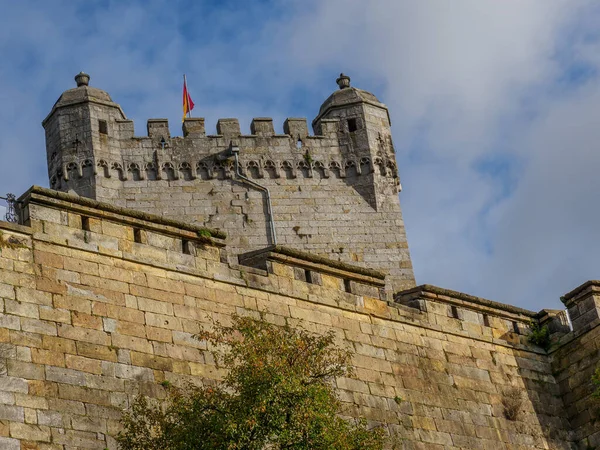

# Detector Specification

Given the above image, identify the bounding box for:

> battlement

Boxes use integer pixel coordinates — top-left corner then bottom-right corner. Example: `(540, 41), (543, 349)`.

(143, 116), (334, 139)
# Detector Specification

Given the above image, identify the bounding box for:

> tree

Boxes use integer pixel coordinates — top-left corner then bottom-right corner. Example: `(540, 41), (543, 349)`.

(117, 314), (386, 450)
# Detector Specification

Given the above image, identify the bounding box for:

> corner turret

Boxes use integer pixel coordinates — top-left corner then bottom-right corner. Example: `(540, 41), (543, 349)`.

(42, 72), (129, 199)
(313, 74), (400, 210)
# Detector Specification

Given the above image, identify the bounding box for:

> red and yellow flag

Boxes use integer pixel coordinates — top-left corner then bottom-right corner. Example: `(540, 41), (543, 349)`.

(182, 75), (195, 121)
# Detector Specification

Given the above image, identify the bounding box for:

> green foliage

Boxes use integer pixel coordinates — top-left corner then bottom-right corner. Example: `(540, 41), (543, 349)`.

(197, 229), (212, 245)
(303, 150), (313, 165)
(117, 314), (385, 450)
(527, 322), (550, 350)
(159, 380), (171, 388)
(198, 229), (212, 238)
(592, 367), (600, 399)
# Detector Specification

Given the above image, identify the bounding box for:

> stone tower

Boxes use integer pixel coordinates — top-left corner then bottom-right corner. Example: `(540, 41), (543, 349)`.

(42, 72), (416, 291)
(313, 73), (400, 211)
(42, 72), (128, 199)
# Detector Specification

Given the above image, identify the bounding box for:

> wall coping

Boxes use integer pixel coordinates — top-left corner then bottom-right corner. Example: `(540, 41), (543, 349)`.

(561, 280), (600, 306)
(239, 245), (386, 283)
(0, 220), (32, 235)
(18, 186), (226, 240)
(395, 284), (538, 320)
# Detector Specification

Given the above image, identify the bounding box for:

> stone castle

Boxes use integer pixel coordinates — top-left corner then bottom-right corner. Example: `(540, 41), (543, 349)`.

(0, 72), (597, 449)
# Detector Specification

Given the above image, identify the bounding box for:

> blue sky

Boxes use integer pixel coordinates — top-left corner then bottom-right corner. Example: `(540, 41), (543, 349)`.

(1, 0), (600, 311)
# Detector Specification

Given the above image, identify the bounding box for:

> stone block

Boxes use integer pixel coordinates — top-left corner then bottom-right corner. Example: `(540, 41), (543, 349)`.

(42, 336), (76, 354)
(9, 422), (50, 442)
(57, 323), (110, 346)
(216, 118), (240, 136)
(250, 118), (274, 136)
(111, 334), (153, 354)
(65, 355), (102, 374)
(20, 318), (57, 336)
(147, 119), (170, 138)
(72, 312), (103, 330)
(182, 117), (205, 137)
(284, 118), (309, 139)
(0, 436), (19, 450)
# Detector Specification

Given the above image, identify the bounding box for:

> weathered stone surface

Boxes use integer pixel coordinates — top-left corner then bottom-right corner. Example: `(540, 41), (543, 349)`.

(0, 75), (596, 449)
(1, 191), (598, 448)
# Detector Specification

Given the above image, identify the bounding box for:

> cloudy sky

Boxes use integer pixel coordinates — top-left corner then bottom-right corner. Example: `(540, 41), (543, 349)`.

(1, 0), (599, 311)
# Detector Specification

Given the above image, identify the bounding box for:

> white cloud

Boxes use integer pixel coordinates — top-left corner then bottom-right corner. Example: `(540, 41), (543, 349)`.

(265, 0), (599, 309)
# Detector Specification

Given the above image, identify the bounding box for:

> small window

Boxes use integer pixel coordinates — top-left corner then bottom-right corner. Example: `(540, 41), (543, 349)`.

(182, 239), (191, 255)
(343, 279), (352, 293)
(450, 305), (459, 319)
(483, 314), (490, 327)
(81, 216), (90, 232)
(347, 118), (357, 133)
(133, 228), (142, 243)
(99, 120), (108, 135)
(305, 269), (313, 284)
(296, 138), (302, 149)
(512, 321), (519, 334)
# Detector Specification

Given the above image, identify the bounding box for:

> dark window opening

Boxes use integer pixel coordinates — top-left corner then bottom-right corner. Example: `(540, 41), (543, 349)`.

(99, 120), (108, 135)
(305, 269), (313, 284)
(81, 216), (90, 232)
(133, 228), (142, 243)
(450, 305), (459, 319)
(347, 118), (357, 133)
(182, 239), (191, 255)
(512, 321), (519, 334)
(483, 314), (490, 327)
(343, 279), (352, 293)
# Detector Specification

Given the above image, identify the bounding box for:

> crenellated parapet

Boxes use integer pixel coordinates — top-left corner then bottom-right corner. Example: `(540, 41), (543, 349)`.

(48, 113), (401, 197)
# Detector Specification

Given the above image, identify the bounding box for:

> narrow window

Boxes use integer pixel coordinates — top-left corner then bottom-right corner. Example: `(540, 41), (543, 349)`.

(450, 305), (459, 319)
(512, 321), (519, 334)
(133, 228), (142, 243)
(98, 119), (108, 135)
(347, 118), (357, 132)
(182, 239), (191, 255)
(81, 216), (90, 231)
(483, 314), (490, 327)
(296, 138), (302, 149)
(343, 279), (352, 293)
(305, 269), (313, 284)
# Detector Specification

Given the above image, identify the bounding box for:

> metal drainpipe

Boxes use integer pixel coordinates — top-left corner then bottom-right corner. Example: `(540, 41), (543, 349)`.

(229, 144), (277, 246)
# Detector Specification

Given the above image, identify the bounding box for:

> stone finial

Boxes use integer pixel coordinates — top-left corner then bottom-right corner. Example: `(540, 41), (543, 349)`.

(75, 72), (90, 87)
(336, 73), (351, 89)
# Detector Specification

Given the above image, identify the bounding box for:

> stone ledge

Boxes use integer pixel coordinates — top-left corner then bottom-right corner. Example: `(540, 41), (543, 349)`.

(239, 245), (386, 284)
(561, 280), (600, 306)
(18, 186), (226, 241)
(0, 220), (32, 235)
(395, 284), (538, 319)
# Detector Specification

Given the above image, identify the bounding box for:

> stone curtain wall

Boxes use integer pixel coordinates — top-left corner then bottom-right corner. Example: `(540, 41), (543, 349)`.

(0, 187), (595, 449)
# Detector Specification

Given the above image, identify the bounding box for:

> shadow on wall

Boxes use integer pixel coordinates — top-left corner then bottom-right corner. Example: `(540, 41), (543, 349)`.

(504, 302), (600, 450)
(502, 325), (573, 449)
